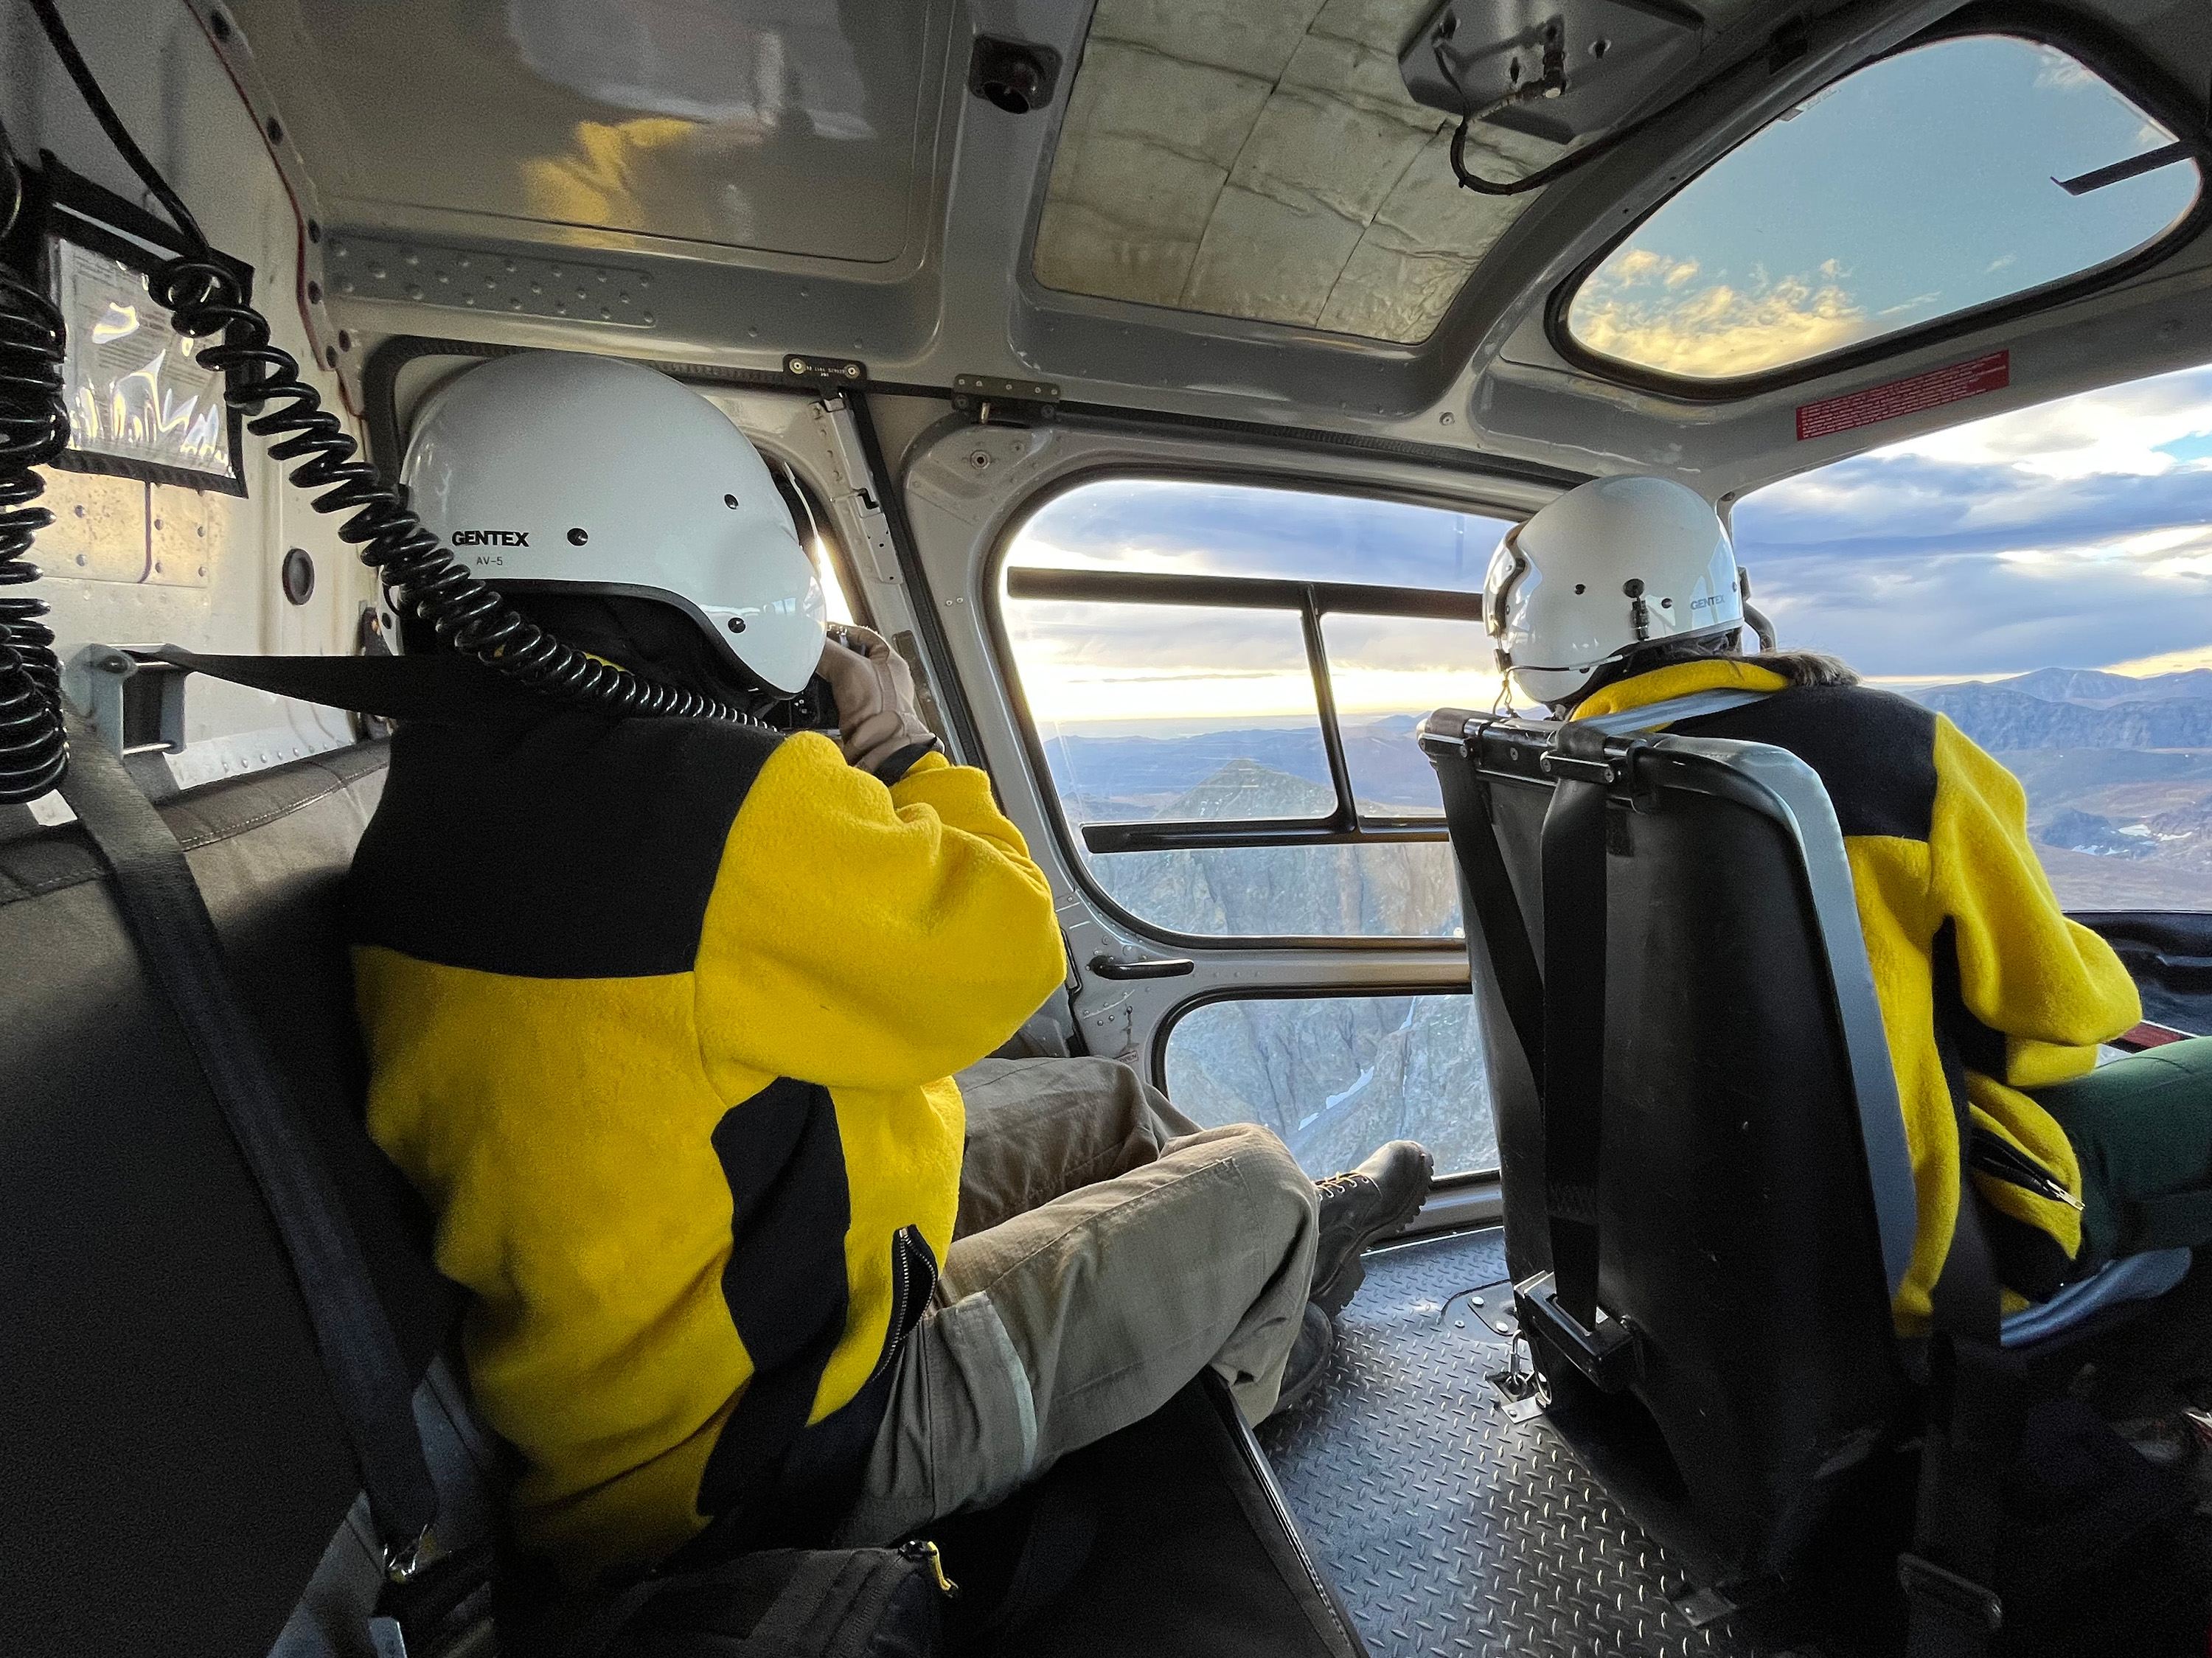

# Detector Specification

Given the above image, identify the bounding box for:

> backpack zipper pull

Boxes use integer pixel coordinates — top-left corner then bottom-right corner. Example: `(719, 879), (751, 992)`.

(901, 1538), (959, 1597)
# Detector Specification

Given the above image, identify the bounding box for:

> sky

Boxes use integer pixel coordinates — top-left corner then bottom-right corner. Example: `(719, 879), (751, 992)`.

(1565, 35), (2199, 378)
(1004, 359), (2212, 722)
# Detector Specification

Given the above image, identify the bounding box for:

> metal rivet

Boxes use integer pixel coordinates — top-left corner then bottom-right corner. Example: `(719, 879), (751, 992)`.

(265, 116), (284, 144)
(566, 527), (588, 546)
(726, 616), (747, 634)
(307, 280), (322, 303)
(723, 494), (740, 509)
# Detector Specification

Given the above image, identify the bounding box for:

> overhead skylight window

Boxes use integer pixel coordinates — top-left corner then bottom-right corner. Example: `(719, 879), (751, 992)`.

(1562, 35), (2202, 382)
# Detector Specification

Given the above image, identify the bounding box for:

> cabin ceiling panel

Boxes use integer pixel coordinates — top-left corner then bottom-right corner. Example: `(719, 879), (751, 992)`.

(1031, 0), (1561, 344)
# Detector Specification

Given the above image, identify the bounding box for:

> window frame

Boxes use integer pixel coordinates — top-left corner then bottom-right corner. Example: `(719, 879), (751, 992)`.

(1153, 980), (1500, 1182)
(1543, 10), (2212, 403)
(987, 467), (1514, 952)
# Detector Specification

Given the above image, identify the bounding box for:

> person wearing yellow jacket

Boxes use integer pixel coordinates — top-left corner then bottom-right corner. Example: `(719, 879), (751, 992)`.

(352, 352), (1433, 1587)
(1484, 476), (2212, 1334)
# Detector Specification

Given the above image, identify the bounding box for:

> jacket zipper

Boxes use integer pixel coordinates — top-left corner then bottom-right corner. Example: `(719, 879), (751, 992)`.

(873, 1225), (940, 1383)
(1966, 1126), (2084, 1211)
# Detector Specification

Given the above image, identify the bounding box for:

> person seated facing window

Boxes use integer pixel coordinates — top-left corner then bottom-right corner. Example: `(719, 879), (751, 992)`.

(1481, 475), (2212, 1332)
(347, 349), (1432, 1588)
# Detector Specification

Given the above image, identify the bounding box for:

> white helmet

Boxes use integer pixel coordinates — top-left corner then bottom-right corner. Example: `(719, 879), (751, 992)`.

(400, 351), (827, 694)
(1485, 476), (1742, 706)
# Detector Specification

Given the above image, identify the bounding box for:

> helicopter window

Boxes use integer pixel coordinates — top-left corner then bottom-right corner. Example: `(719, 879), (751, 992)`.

(998, 477), (1508, 941)
(1164, 993), (1498, 1180)
(1562, 34), (2203, 383)
(1733, 358), (2212, 912)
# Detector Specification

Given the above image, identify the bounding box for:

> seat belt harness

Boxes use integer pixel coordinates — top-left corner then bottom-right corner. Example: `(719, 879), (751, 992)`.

(1537, 720), (1614, 1333)
(55, 712), (439, 1576)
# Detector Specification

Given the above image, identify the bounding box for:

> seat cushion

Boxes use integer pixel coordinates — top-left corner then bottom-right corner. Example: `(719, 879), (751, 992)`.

(2000, 1248), (2194, 1348)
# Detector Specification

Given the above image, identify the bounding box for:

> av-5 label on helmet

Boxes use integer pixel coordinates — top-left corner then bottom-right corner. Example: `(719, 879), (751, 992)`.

(451, 529), (532, 546)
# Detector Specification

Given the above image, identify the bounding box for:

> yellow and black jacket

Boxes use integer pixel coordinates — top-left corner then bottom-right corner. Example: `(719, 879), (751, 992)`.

(1573, 660), (2142, 1333)
(347, 709), (1065, 1583)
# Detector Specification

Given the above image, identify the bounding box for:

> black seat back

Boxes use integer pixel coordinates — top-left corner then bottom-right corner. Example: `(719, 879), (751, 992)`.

(0, 742), (458, 1658)
(1423, 707), (1917, 1586)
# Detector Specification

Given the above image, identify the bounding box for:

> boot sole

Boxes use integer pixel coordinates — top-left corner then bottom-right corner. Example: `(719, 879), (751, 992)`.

(1310, 1160), (1433, 1319)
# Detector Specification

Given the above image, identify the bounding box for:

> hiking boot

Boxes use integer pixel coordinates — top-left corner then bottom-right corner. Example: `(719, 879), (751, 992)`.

(1310, 1140), (1433, 1318)
(1269, 1302), (1335, 1418)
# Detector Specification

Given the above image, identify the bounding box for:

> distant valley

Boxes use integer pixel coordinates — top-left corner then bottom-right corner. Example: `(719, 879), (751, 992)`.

(1915, 671), (2212, 910)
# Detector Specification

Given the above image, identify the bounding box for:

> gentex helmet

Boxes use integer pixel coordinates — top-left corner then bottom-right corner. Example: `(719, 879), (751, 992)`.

(1484, 476), (1742, 707)
(400, 351), (826, 694)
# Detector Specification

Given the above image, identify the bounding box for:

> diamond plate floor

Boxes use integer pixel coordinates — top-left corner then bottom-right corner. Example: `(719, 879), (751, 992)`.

(1259, 1227), (1793, 1658)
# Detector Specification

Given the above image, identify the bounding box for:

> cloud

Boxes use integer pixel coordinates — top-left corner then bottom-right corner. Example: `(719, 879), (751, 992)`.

(2031, 51), (2101, 93)
(1012, 478), (1509, 591)
(1889, 364), (2212, 479)
(1567, 249), (1871, 377)
(1736, 363), (2212, 678)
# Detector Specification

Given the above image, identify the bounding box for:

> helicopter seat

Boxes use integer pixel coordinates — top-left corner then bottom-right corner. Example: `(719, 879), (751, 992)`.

(1419, 691), (2197, 1609)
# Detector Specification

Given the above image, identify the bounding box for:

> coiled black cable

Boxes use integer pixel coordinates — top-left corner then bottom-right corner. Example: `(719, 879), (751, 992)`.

(26, 0), (763, 731)
(0, 120), (71, 804)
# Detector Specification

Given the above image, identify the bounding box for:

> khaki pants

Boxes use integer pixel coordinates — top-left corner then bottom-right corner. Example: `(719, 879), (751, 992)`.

(833, 1057), (1318, 1546)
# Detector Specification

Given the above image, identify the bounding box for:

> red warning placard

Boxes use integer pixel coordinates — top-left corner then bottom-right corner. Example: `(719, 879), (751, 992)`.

(1795, 350), (2010, 441)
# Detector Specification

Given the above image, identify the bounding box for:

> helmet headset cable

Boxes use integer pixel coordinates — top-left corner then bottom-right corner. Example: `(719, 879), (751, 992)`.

(0, 0), (771, 809)
(0, 108), (70, 803)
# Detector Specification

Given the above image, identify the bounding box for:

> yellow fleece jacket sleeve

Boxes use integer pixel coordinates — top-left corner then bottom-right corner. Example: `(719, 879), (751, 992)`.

(1929, 718), (2139, 1254)
(692, 734), (1066, 1091)
(1927, 717), (2140, 1073)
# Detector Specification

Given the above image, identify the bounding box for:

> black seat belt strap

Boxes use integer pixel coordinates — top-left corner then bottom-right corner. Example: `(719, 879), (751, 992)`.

(1537, 722), (1613, 1333)
(1899, 1030), (2014, 1658)
(55, 713), (439, 1574)
(1433, 756), (1544, 1086)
